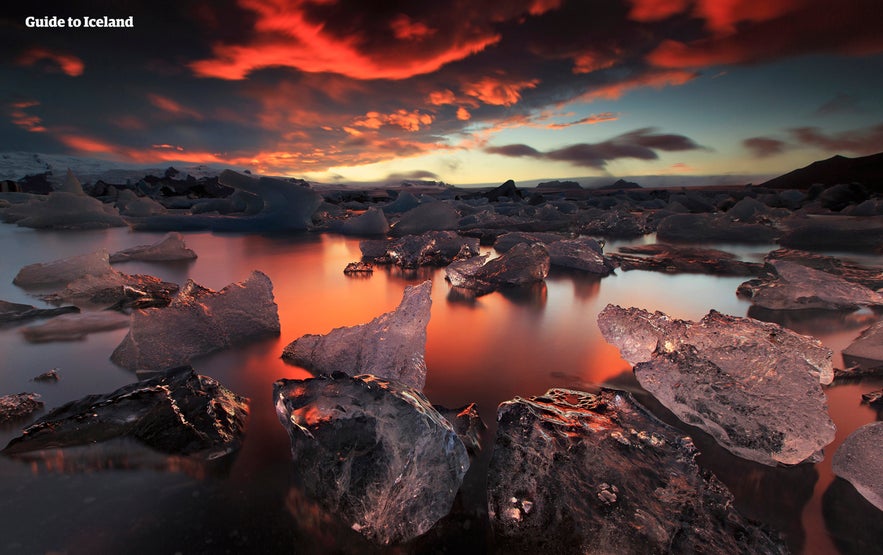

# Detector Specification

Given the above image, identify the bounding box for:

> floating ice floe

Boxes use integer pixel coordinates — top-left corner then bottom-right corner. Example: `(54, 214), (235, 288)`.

(445, 243), (550, 295)
(21, 311), (131, 342)
(109, 232), (197, 263)
(14, 249), (114, 288)
(738, 259), (883, 311)
(487, 388), (787, 554)
(0, 300), (79, 325)
(842, 319), (883, 371)
(546, 237), (615, 275)
(111, 270), (280, 371)
(283, 281), (431, 390)
(832, 422), (883, 510)
(330, 207), (389, 236)
(598, 305), (835, 466)
(388, 201), (460, 237)
(273, 373), (468, 545)
(0, 393), (43, 424)
(0, 191), (126, 229)
(360, 231), (479, 269)
(3, 366), (248, 460)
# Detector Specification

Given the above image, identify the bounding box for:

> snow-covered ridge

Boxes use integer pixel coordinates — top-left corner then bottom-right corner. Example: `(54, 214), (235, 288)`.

(0, 152), (225, 183)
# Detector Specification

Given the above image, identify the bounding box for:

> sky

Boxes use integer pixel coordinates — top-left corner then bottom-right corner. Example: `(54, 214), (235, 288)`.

(2, 0), (883, 185)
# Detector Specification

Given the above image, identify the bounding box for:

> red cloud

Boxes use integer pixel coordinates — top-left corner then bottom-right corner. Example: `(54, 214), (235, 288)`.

(17, 47), (84, 77)
(146, 94), (204, 120)
(190, 0), (507, 80)
(791, 124), (883, 156)
(352, 110), (434, 132)
(627, 0), (690, 22)
(462, 76), (539, 106)
(577, 70), (696, 101)
(9, 100), (46, 133)
(427, 89), (457, 106)
(647, 0), (883, 68)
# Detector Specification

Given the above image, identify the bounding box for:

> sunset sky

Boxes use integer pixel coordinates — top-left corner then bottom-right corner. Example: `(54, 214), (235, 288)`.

(2, 0), (883, 185)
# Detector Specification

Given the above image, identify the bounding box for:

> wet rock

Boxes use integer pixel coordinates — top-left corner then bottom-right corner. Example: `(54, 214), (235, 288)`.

(14, 249), (113, 288)
(3, 366), (248, 459)
(656, 213), (779, 243)
(611, 244), (764, 276)
(832, 422), (883, 510)
(737, 259), (883, 311)
(109, 232), (198, 263)
(546, 237), (615, 275)
(273, 373), (469, 545)
(129, 170), (322, 231)
(487, 388), (787, 554)
(444, 243), (550, 295)
(21, 311), (131, 342)
(842, 320), (883, 370)
(0, 393), (43, 424)
(111, 271), (280, 371)
(483, 179), (523, 202)
(0, 300), (79, 325)
(389, 202), (460, 237)
(282, 281), (431, 390)
(32, 369), (60, 382)
(861, 389), (883, 406)
(598, 305), (835, 465)
(360, 231), (479, 269)
(343, 261), (373, 275)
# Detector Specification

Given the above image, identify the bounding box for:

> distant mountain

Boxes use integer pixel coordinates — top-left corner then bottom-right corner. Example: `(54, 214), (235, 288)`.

(597, 178), (641, 190)
(0, 152), (224, 183)
(760, 152), (883, 190)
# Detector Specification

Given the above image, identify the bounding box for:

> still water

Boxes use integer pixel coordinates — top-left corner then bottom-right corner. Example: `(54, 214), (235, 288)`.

(0, 223), (879, 554)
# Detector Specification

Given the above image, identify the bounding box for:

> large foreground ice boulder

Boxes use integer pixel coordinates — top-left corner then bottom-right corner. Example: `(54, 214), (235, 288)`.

(3, 366), (248, 460)
(282, 281), (431, 390)
(111, 271), (280, 371)
(842, 320), (883, 369)
(598, 305), (836, 465)
(273, 373), (469, 545)
(487, 388), (787, 553)
(109, 232), (197, 263)
(832, 422), (883, 511)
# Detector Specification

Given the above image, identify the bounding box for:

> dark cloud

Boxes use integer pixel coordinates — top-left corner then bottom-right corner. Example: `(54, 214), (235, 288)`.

(385, 170), (441, 181)
(485, 128), (705, 168)
(791, 123), (883, 155)
(743, 137), (787, 158)
(0, 0), (881, 176)
(815, 92), (863, 116)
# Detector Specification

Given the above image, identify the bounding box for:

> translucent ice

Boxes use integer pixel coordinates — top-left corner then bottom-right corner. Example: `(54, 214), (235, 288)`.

(2, 191), (126, 229)
(389, 201), (459, 237)
(283, 281), (431, 390)
(444, 243), (550, 295)
(832, 422), (883, 510)
(273, 373), (468, 544)
(14, 249), (114, 288)
(598, 305), (836, 465)
(111, 271), (280, 371)
(332, 207), (389, 236)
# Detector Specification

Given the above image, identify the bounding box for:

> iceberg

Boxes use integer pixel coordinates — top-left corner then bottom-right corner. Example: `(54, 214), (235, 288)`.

(14, 249), (114, 288)
(111, 271), (280, 371)
(598, 305), (836, 465)
(1, 191), (126, 229)
(273, 373), (469, 545)
(283, 281), (431, 390)
(109, 232), (197, 263)
(832, 422), (883, 510)
(331, 207), (389, 236)
(488, 388), (787, 554)
(3, 366), (248, 460)
(388, 201), (460, 237)
(444, 243), (550, 295)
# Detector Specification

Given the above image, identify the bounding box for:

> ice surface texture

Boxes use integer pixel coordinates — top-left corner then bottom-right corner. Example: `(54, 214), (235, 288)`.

(388, 201), (460, 237)
(598, 305), (835, 465)
(738, 259), (883, 311)
(360, 231), (479, 269)
(0, 393), (43, 424)
(14, 250), (114, 288)
(283, 281), (431, 390)
(0, 300), (78, 325)
(842, 319), (883, 369)
(445, 242), (550, 294)
(0, 191), (126, 229)
(3, 366), (248, 460)
(273, 373), (469, 545)
(487, 388), (787, 554)
(109, 232), (197, 263)
(832, 422), (883, 510)
(112, 270), (280, 371)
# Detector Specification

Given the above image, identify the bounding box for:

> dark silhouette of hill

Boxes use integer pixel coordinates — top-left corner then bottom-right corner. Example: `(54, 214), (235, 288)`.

(761, 152), (883, 190)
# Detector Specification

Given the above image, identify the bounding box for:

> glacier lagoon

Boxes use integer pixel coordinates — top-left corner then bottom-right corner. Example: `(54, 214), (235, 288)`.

(0, 222), (880, 554)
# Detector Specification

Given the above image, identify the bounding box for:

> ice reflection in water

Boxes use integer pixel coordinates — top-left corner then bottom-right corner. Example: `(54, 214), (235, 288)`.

(0, 223), (880, 553)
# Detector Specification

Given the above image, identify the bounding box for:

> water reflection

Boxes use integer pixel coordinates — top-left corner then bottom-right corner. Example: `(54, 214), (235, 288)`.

(823, 478), (883, 555)
(747, 306), (879, 338)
